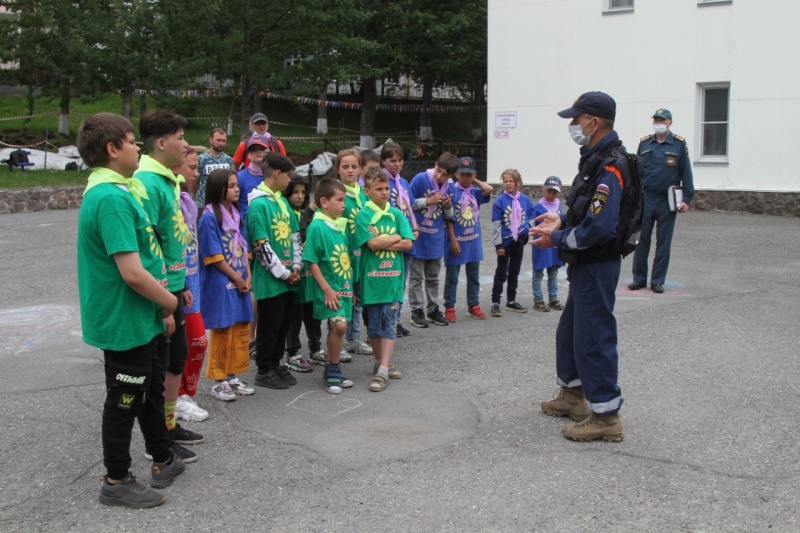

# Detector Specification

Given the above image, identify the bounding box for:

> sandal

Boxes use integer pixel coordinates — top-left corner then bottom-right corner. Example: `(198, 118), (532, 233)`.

(323, 363), (343, 394)
(549, 299), (564, 311)
(388, 366), (402, 380)
(369, 374), (388, 392)
(533, 300), (550, 312)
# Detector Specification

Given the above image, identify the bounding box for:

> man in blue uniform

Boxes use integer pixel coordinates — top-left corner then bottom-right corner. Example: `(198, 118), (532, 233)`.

(531, 91), (624, 443)
(628, 109), (694, 294)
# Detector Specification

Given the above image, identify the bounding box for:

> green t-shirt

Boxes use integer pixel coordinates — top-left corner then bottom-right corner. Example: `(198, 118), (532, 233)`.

(344, 187), (368, 284)
(78, 183), (167, 351)
(303, 218), (353, 321)
(354, 205), (415, 306)
(246, 193), (299, 299)
(134, 166), (191, 292)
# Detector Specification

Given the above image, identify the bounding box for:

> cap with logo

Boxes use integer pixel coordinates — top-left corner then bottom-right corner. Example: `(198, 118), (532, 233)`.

(246, 132), (271, 151)
(557, 91), (616, 120)
(544, 176), (562, 191)
(458, 156), (477, 174)
(652, 108), (672, 120)
(250, 113), (268, 124)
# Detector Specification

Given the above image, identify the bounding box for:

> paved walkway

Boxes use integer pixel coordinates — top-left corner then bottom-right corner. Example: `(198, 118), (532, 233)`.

(0, 208), (798, 532)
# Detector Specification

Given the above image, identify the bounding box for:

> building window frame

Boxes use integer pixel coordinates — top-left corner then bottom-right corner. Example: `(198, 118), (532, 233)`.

(696, 83), (730, 165)
(698, 0), (732, 6)
(603, 0), (634, 15)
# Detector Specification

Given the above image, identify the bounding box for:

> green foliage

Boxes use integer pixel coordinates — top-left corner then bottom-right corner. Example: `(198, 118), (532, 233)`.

(0, 168), (90, 189)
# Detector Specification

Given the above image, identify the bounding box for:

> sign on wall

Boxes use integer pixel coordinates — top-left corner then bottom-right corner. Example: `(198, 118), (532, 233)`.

(494, 111), (517, 129)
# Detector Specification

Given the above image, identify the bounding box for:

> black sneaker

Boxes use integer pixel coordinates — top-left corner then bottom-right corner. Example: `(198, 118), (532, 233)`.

(144, 442), (197, 464)
(490, 303), (502, 317)
(169, 423), (205, 445)
(99, 472), (165, 508)
(255, 369), (290, 389)
(274, 364), (298, 386)
(426, 308), (449, 326)
(395, 323), (411, 337)
(150, 452), (185, 489)
(505, 301), (527, 313)
(410, 309), (429, 328)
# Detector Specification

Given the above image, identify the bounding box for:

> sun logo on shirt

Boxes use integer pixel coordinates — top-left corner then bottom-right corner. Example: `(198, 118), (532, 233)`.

(146, 225), (163, 259)
(347, 209), (358, 235)
(271, 213), (292, 248)
(172, 209), (191, 246)
(331, 244), (352, 280)
(374, 224), (398, 259)
(222, 233), (246, 269)
(456, 204), (477, 227)
(390, 188), (411, 215)
(422, 191), (442, 220)
(503, 205), (527, 231)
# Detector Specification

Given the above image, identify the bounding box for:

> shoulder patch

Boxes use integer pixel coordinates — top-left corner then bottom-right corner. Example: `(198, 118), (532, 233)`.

(640, 134), (654, 142)
(673, 134), (686, 142)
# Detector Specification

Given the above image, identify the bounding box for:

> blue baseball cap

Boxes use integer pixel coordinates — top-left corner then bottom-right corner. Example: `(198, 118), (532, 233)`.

(652, 108), (672, 120)
(544, 176), (562, 191)
(557, 91), (616, 120)
(458, 156), (477, 174)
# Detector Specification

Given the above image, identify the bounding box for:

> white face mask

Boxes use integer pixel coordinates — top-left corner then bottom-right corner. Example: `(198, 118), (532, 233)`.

(653, 123), (668, 135)
(569, 118), (595, 146)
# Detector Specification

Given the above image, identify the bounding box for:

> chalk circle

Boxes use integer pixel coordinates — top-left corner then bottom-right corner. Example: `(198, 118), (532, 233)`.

(286, 390), (362, 417)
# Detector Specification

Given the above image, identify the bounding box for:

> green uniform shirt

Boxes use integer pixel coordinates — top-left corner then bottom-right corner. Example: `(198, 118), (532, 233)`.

(355, 205), (415, 306)
(246, 193), (299, 300)
(344, 187), (368, 283)
(78, 183), (167, 351)
(135, 163), (191, 292)
(303, 218), (353, 321)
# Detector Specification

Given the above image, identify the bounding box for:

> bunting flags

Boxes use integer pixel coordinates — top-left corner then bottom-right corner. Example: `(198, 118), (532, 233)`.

(129, 88), (484, 113)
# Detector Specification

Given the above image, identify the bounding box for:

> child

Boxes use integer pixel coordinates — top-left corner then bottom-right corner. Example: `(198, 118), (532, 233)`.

(134, 110), (204, 460)
(237, 133), (272, 222)
(173, 146), (210, 422)
(303, 178), (357, 394)
(246, 152), (303, 389)
(443, 157), (494, 322)
(284, 176), (318, 372)
(77, 112), (183, 508)
(358, 149), (381, 187)
(198, 169), (255, 401)
(380, 142), (416, 337)
(531, 176), (565, 312)
(335, 149), (373, 357)
(491, 168), (536, 317)
(408, 151), (459, 328)
(355, 167), (415, 392)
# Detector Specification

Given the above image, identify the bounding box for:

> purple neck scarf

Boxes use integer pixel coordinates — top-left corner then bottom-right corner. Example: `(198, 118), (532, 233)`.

(204, 203), (247, 262)
(384, 168), (416, 229)
(179, 191), (197, 229)
(455, 182), (479, 222)
(247, 161), (263, 177)
(505, 190), (522, 240)
(425, 168), (450, 219)
(538, 197), (560, 214)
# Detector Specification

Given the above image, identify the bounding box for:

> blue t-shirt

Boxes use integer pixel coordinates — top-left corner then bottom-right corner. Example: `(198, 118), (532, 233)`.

(409, 170), (451, 260)
(492, 191), (536, 248)
(184, 217), (201, 314)
(388, 174), (416, 230)
(444, 184), (490, 266)
(531, 200), (565, 271)
(237, 168), (263, 222)
(198, 211), (254, 329)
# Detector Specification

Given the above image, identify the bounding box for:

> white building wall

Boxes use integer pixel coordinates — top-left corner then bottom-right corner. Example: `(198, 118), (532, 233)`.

(488, 0), (799, 192)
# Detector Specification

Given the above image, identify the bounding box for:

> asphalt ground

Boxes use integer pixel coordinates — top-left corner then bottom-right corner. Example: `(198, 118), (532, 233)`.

(1, 207), (799, 532)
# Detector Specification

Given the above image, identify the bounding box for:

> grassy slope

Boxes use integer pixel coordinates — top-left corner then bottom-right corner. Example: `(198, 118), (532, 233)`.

(0, 93), (485, 157)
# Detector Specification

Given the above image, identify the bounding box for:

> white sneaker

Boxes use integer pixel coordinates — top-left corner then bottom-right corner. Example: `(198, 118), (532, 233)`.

(339, 349), (352, 363)
(309, 349), (327, 366)
(211, 381), (237, 402)
(227, 377), (255, 396)
(175, 394), (209, 422)
(346, 339), (374, 355)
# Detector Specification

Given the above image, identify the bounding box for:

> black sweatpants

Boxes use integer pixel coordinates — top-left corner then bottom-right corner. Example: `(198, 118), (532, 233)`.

(256, 291), (294, 374)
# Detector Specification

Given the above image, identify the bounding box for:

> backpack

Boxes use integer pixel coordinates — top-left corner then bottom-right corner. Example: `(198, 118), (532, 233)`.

(563, 141), (643, 261)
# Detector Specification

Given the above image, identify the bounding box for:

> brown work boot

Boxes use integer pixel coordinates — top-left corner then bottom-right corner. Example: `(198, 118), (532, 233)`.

(540, 386), (590, 422)
(562, 412), (623, 442)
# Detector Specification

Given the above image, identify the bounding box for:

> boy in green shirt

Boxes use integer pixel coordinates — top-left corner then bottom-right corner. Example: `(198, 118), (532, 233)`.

(77, 112), (184, 508)
(303, 178), (356, 394)
(355, 167), (415, 392)
(134, 110), (204, 462)
(246, 152), (303, 389)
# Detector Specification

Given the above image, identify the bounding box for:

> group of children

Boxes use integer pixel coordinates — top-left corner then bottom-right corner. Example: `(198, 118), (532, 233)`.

(77, 110), (566, 509)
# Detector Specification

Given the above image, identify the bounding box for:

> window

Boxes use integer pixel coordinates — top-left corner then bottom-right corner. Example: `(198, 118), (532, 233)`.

(699, 84), (730, 162)
(604, 0), (633, 14)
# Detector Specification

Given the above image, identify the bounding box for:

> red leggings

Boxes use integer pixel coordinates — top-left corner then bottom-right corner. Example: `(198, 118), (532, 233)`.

(179, 312), (208, 397)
